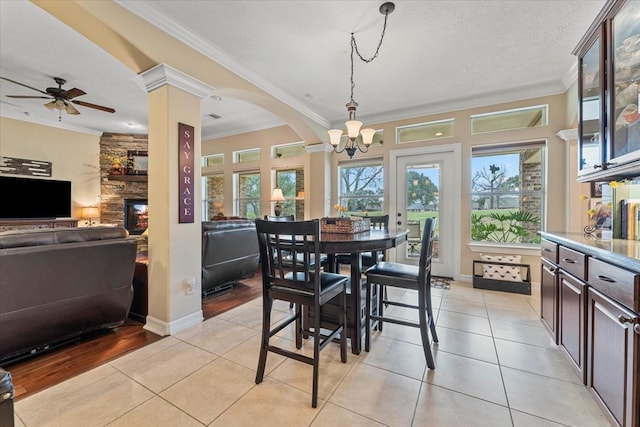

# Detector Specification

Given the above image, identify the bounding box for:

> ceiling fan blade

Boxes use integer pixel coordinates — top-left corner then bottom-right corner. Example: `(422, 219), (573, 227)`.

(65, 102), (80, 115)
(61, 88), (86, 100)
(0, 77), (49, 95)
(72, 100), (115, 113)
(7, 95), (52, 99)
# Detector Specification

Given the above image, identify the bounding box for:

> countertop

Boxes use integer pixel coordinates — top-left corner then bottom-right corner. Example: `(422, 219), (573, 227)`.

(540, 231), (640, 274)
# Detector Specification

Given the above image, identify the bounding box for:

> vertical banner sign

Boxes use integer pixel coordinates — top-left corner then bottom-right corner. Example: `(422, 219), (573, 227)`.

(178, 122), (195, 223)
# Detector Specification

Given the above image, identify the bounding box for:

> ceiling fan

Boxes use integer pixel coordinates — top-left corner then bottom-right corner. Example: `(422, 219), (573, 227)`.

(1, 76), (115, 120)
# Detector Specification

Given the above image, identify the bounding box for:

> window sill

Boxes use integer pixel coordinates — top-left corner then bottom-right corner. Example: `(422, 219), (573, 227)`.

(468, 242), (540, 257)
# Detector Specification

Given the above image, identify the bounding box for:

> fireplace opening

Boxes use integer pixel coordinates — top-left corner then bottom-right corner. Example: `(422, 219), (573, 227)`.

(124, 199), (148, 235)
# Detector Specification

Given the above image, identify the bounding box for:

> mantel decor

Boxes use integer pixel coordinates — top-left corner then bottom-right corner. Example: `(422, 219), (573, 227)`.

(127, 150), (148, 175)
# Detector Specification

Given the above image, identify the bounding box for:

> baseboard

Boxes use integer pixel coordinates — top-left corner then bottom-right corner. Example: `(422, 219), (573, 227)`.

(143, 310), (204, 336)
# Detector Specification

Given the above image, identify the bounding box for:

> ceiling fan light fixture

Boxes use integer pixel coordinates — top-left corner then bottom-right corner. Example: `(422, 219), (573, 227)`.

(65, 103), (80, 115)
(44, 101), (55, 111)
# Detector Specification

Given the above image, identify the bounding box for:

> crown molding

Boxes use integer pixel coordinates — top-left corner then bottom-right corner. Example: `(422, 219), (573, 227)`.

(135, 64), (214, 98)
(556, 128), (578, 142)
(117, 0), (330, 129)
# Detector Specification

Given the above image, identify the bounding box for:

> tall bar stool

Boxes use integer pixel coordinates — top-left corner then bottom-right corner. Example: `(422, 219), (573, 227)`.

(364, 217), (438, 368)
(254, 219), (348, 407)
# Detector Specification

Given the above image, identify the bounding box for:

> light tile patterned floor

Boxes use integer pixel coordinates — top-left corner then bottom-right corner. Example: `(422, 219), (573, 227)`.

(14, 281), (611, 426)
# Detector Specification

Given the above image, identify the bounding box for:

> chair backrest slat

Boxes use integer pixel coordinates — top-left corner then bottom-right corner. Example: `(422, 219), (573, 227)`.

(418, 218), (436, 286)
(256, 218), (321, 292)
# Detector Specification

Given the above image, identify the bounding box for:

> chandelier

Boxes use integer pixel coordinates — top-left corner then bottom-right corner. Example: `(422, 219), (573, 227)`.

(328, 2), (395, 158)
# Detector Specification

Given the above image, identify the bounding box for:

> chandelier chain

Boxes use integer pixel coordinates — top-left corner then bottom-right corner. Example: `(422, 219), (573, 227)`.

(349, 10), (391, 103)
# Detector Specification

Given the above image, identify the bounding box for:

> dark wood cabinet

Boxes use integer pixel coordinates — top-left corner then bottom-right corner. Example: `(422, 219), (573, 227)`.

(559, 270), (587, 383)
(587, 287), (640, 427)
(541, 258), (559, 343)
(575, 0), (640, 182)
(541, 239), (559, 343)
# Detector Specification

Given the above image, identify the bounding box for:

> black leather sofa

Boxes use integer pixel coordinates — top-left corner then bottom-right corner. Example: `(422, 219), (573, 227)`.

(0, 227), (137, 364)
(201, 219), (259, 295)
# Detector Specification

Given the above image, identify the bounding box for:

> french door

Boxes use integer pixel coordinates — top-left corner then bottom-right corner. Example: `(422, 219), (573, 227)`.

(390, 144), (461, 279)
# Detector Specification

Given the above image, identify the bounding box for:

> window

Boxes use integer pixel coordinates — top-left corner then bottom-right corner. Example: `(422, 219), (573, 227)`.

(234, 148), (260, 163)
(273, 142), (305, 159)
(275, 168), (304, 219)
(338, 160), (384, 216)
(202, 174), (224, 220)
(470, 105), (547, 135)
(397, 119), (454, 144)
(235, 171), (260, 218)
(202, 154), (223, 167)
(471, 143), (544, 244)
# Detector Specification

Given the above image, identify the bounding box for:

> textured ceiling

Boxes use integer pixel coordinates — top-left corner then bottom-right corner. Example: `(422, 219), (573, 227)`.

(0, 0), (607, 139)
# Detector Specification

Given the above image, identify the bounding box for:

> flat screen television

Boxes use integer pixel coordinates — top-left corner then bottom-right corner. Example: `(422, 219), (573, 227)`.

(0, 176), (72, 219)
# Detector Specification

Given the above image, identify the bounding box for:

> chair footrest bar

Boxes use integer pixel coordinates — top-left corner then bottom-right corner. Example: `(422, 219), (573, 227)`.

(370, 315), (421, 329)
(380, 300), (419, 310)
(267, 345), (314, 365)
(269, 313), (298, 338)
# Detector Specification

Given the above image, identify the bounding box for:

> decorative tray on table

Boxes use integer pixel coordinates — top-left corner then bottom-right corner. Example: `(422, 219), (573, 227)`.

(321, 217), (370, 234)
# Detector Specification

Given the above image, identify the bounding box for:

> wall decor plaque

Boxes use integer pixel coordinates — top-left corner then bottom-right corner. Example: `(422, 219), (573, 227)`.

(178, 122), (195, 223)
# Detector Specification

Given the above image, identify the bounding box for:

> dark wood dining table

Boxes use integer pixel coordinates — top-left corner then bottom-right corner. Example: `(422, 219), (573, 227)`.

(319, 228), (408, 354)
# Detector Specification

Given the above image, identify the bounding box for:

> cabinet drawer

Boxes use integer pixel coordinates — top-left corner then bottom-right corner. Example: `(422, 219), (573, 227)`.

(559, 246), (587, 281)
(541, 239), (558, 264)
(588, 258), (640, 312)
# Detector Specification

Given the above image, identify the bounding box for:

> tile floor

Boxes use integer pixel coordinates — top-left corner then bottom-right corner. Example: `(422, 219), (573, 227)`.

(13, 281), (611, 426)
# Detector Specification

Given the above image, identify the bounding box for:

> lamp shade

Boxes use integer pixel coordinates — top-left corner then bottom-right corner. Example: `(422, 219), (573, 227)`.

(328, 129), (343, 146)
(270, 188), (286, 202)
(360, 128), (376, 146)
(81, 206), (99, 219)
(346, 120), (362, 139)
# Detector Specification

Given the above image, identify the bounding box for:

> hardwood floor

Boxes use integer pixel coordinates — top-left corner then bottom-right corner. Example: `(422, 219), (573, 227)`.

(3, 273), (262, 401)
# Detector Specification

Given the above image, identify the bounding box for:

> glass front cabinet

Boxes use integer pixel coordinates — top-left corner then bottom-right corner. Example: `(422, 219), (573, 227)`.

(575, 0), (640, 181)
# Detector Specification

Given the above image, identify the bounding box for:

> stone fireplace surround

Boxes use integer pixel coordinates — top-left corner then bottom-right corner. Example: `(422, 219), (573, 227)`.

(99, 133), (148, 229)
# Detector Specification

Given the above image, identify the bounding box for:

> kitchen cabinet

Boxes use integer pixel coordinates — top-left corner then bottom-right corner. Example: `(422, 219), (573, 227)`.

(539, 232), (640, 427)
(540, 239), (559, 342)
(575, 0), (640, 182)
(559, 270), (587, 383)
(587, 288), (639, 427)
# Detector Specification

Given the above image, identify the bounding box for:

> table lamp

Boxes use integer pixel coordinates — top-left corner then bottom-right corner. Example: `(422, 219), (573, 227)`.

(81, 206), (99, 227)
(270, 188), (286, 216)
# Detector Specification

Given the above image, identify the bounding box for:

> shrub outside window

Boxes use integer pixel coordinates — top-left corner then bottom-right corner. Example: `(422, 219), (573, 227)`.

(471, 143), (544, 244)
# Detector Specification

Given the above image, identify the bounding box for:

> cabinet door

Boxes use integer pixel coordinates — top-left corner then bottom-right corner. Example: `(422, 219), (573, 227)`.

(559, 271), (586, 383)
(578, 30), (605, 176)
(541, 258), (558, 343)
(587, 288), (639, 427)
(607, 0), (640, 167)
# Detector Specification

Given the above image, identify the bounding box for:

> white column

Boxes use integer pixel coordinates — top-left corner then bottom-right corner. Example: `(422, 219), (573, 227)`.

(137, 64), (213, 335)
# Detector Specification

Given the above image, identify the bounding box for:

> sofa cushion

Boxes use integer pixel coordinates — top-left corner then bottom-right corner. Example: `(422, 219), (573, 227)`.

(0, 226), (128, 249)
